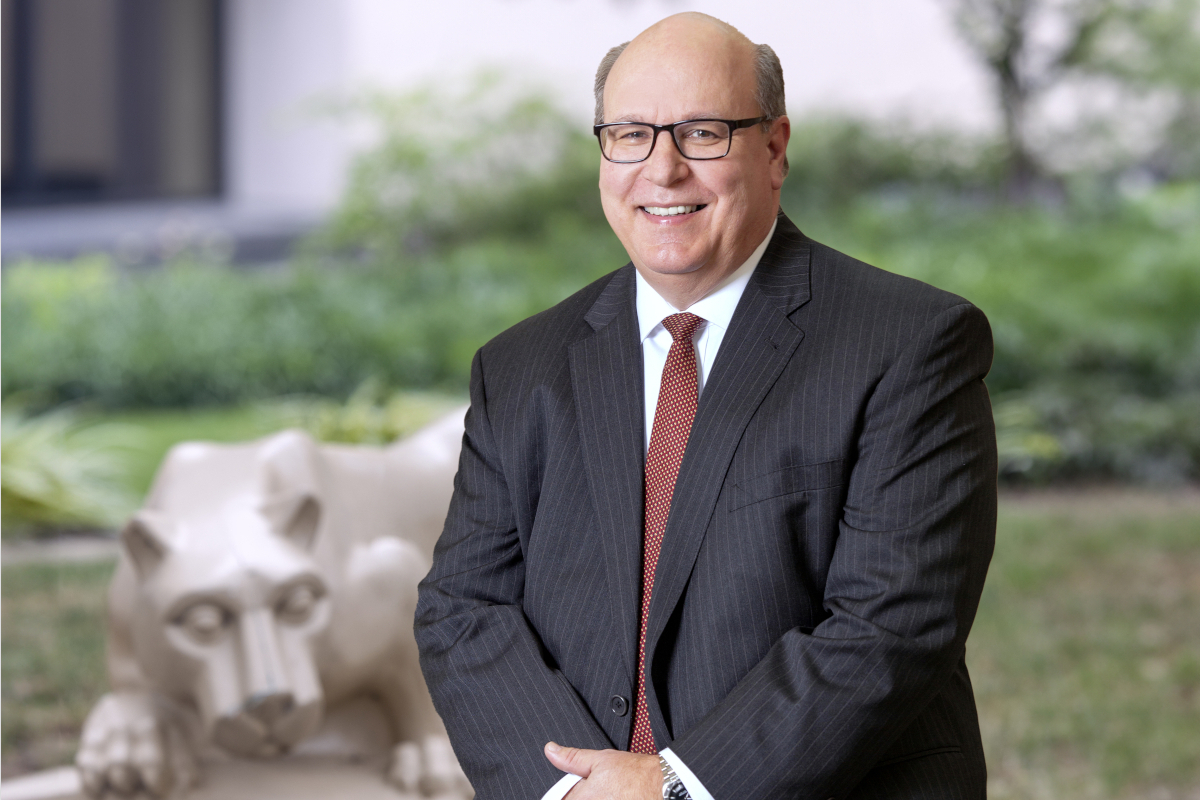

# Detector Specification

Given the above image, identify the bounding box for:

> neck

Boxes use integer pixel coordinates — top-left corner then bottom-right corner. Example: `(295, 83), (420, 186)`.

(634, 214), (776, 310)
(636, 263), (738, 311)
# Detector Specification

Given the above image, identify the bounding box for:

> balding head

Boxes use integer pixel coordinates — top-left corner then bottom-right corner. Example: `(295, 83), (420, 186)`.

(608, 14), (756, 116)
(633, 12), (756, 60)
(594, 14), (786, 143)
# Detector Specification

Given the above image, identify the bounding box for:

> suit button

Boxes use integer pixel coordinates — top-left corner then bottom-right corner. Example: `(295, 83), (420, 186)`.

(610, 695), (629, 716)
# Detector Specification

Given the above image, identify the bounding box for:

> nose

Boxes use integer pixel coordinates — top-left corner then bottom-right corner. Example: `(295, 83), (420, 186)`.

(641, 129), (689, 187)
(244, 690), (295, 724)
(239, 608), (290, 703)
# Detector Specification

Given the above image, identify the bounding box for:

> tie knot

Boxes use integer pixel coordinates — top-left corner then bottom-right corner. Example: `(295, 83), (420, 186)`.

(662, 312), (705, 343)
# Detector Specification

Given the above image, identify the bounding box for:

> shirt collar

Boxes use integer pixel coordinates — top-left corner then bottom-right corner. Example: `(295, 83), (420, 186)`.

(635, 218), (777, 341)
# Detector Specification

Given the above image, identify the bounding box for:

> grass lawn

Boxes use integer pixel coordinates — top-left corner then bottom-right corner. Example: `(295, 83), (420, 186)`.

(98, 404), (300, 499)
(1, 560), (113, 778)
(972, 491), (1200, 799)
(3, 490), (1198, 798)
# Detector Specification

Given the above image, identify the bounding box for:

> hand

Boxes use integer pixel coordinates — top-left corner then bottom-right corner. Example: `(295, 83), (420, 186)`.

(544, 742), (661, 799)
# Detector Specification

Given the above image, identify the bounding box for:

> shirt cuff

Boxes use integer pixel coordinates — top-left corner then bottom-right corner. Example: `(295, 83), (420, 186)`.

(540, 772), (582, 800)
(661, 747), (715, 800)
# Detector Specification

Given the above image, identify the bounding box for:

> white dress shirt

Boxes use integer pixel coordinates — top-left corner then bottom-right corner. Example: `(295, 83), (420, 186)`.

(636, 219), (776, 454)
(540, 219), (776, 800)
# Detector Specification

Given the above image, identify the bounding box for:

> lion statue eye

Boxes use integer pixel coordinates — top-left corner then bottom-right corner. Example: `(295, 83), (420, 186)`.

(178, 603), (227, 643)
(278, 584), (319, 624)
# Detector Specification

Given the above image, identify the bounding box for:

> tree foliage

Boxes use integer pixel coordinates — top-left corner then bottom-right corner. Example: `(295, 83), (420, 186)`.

(945, 0), (1200, 196)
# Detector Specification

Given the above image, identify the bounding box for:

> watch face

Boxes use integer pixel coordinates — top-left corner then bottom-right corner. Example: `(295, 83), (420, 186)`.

(664, 779), (690, 800)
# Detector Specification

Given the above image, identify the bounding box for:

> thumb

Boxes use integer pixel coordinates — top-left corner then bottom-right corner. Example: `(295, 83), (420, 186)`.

(544, 742), (595, 778)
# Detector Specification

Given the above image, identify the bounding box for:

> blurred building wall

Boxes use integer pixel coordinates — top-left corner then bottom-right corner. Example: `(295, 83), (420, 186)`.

(223, 0), (346, 215)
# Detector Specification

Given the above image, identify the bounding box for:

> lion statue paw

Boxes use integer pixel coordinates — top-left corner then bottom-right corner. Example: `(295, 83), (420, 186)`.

(388, 735), (473, 798)
(76, 692), (200, 799)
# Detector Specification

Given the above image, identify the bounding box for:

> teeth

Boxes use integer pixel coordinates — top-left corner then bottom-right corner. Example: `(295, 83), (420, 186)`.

(644, 205), (699, 216)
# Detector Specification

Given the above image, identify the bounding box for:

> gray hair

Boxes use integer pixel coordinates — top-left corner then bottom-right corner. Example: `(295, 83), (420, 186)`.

(593, 41), (788, 175)
(593, 42), (632, 125)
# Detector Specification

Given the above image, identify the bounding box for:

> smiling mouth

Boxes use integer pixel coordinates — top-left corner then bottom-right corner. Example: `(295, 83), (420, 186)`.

(641, 204), (706, 217)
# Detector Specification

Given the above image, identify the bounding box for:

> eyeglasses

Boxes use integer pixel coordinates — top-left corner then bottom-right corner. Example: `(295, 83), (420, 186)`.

(593, 117), (766, 163)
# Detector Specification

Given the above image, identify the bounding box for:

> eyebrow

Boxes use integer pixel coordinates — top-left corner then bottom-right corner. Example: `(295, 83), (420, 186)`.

(607, 112), (730, 124)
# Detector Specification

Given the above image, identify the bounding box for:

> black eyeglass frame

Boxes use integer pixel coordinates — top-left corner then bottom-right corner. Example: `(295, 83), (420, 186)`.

(593, 117), (767, 163)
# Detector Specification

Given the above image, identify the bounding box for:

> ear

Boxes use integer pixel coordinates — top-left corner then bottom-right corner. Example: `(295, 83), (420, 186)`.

(259, 430), (323, 552)
(261, 492), (322, 552)
(121, 510), (174, 578)
(768, 115), (791, 190)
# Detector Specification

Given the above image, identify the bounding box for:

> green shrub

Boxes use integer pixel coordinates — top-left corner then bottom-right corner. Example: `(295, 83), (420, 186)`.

(781, 115), (1003, 209)
(0, 233), (625, 407)
(270, 380), (463, 445)
(2, 88), (1197, 483)
(798, 182), (1200, 482)
(1, 406), (138, 535)
(312, 72), (610, 256)
(2, 80), (627, 407)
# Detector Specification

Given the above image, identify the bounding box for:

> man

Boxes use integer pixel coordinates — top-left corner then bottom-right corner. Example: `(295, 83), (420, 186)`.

(416, 12), (996, 800)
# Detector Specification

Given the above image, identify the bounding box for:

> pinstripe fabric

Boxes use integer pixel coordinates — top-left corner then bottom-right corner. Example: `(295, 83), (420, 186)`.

(415, 214), (997, 799)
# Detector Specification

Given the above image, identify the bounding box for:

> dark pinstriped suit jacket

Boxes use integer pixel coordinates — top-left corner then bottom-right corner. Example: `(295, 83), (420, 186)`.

(415, 213), (997, 799)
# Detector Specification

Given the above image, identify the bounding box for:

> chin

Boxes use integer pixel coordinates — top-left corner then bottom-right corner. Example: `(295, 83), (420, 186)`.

(638, 248), (707, 277)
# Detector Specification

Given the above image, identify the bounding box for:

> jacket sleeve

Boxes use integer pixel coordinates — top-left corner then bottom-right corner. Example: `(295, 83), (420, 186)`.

(414, 348), (614, 799)
(670, 302), (998, 800)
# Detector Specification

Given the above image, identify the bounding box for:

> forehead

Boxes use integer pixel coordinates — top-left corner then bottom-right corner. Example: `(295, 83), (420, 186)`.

(604, 32), (757, 121)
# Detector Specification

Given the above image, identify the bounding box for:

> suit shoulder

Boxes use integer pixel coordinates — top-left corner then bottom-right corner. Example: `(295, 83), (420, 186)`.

(799, 239), (992, 369)
(477, 265), (627, 368)
(808, 239), (980, 322)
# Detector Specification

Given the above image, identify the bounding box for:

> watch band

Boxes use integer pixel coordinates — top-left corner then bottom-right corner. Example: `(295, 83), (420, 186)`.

(658, 754), (692, 800)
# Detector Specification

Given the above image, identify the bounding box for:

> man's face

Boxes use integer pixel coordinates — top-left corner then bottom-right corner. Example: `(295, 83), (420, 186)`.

(599, 28), (788, 294)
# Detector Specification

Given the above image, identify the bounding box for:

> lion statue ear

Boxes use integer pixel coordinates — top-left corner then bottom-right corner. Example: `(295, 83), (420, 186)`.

(261, 492), (322, 552)
(259, 430), (323, 552)
(121, 510), (175, 578)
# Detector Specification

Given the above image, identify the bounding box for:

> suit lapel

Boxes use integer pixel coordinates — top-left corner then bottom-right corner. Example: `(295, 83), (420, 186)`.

(643, 217), (814, 690)
(568, 265), (644, 686)
(566, 217), (814, 723)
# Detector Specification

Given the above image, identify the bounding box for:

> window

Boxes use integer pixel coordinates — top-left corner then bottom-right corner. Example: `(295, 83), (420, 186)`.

(2, 0), (222, 206)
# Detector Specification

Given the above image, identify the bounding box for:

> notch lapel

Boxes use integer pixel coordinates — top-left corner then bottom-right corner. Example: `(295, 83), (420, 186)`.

(568, 265), (644, 686)
(642, 218), (814, 731)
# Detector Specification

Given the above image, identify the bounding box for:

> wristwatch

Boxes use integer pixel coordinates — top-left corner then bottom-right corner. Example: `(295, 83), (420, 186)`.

(658, 754), (692, 800)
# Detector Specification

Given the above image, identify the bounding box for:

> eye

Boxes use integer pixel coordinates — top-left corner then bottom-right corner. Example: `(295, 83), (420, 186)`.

(277, 583), (321, 624)
(177, 602), (228, 644)
(609, 126), (648, 142)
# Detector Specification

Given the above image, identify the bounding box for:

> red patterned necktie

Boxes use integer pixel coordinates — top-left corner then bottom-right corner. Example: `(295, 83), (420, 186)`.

(630, 311), (705, 755)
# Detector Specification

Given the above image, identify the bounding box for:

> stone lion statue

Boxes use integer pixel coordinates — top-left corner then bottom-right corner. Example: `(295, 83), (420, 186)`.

(75, 409), (471, 799)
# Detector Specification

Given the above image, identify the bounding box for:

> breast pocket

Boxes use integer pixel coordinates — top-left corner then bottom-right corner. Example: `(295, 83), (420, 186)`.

(728, 459), (849, 511)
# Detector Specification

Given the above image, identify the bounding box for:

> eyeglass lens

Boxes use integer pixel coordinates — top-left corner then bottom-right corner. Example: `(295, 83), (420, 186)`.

(599, 121), (733, 162)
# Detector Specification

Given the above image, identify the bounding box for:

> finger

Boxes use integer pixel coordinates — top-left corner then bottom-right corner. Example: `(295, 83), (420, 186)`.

(77, 759), (106, 798)
(78, 699), (115, 796)
(164, 719), (199, 792)
(388, 741), (421, 792)
(417, 735), (469, 796)
(75, 739), (104, 772)
(544, 742), (596, 778)
(106, 764), (138, 795)
(130, 716), (167, 797)
(76, 728), (109, 797)
(79, 717), (109, 749)
(104, 726), (138, 795)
